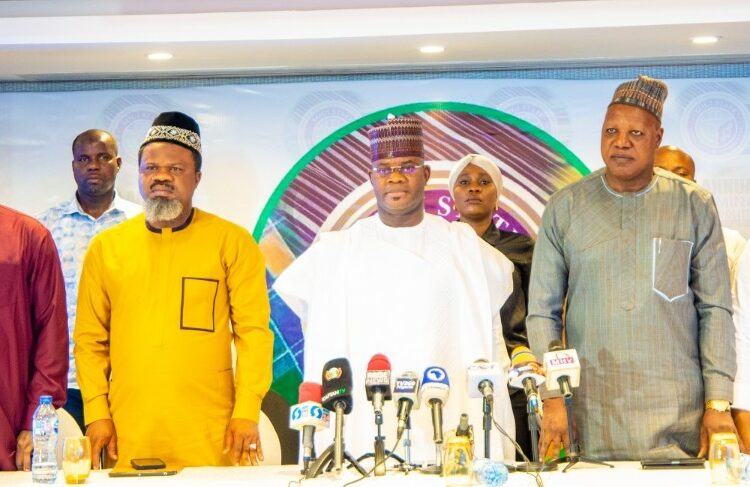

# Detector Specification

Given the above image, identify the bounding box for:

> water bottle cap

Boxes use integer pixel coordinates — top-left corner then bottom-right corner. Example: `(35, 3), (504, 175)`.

(39, 395), (53, 405)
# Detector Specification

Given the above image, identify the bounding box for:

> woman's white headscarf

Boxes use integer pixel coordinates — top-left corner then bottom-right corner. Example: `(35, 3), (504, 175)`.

(447, 154), (503, 201)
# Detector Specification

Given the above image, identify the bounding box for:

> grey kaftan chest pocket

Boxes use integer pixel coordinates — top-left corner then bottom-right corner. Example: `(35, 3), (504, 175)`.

(180, 277), (219, 332)
(652, 237), (693, 302)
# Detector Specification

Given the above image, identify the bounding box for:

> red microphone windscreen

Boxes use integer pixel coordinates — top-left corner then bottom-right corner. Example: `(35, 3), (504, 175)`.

(367, 353), (391, 371)
(299, 381), (322, 403)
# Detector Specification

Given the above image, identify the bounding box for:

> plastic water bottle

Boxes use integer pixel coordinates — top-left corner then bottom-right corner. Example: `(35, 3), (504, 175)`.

(31, 395), (58, 484)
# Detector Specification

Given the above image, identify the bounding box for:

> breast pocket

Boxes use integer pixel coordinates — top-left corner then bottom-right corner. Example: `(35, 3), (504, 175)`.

(181, 277), (219, 332)
(652, 238), (693, 302)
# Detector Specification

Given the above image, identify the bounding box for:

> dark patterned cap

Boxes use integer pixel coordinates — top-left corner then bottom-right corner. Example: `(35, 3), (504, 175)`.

(367, 117), (424, 163)
(141, 111), (201, 154)
(609, 75), (668, 121)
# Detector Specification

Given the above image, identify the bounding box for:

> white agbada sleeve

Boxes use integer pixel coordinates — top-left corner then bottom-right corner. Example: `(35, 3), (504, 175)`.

(272, 232), (350, 382)
(733, 241), (750, 410)
(477, 236), (514, 365)
(272, 242), (320, 334)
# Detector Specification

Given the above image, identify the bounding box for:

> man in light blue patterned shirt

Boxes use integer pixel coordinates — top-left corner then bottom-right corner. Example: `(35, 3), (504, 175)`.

(38, 129), (141, 433)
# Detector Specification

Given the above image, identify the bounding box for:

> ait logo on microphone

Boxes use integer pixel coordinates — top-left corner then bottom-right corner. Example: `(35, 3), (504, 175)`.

(324, 367), (342, 381)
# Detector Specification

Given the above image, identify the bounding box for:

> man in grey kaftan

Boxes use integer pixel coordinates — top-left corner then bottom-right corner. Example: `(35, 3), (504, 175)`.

(527, 76), (737, 460)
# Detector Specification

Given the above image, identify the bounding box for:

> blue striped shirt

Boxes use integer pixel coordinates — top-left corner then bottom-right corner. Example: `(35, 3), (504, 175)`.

(38, 193), (141, 390)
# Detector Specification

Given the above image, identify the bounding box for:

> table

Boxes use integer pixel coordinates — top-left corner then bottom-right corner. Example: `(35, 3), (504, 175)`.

(0, 462), (714, 486)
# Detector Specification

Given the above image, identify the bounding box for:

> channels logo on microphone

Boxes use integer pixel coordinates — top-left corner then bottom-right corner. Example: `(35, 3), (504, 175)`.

(367, 371), (390, 386)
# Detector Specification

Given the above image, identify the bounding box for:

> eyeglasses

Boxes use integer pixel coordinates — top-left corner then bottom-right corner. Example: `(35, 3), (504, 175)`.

(371, 163), (424, 178)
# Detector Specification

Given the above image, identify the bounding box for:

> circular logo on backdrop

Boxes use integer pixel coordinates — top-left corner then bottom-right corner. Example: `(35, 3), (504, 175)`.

(485, 86), (571, 145)
(285, 91), (364, 158)
(257, 101), (587, 402)
(677, 82), (750, 160)
(101, 94), (172, 202)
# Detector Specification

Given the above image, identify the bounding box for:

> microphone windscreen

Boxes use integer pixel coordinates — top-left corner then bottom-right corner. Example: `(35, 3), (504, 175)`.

(510, 346), (538, 367)
(321, 358), (353, 414)
(299, 381), (323, 403)
(548, 340), (564, 352)
(367, 353), (391, 372)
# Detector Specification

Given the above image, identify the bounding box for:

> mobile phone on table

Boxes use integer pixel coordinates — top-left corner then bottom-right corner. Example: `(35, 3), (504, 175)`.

(640, 458), (705, 469)
(109, 459), (181, 478)
(130, 458), (166, 470)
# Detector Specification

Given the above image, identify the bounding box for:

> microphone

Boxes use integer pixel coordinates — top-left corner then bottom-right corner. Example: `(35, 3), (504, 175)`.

(365, 354), (392, 419)
(289, 382), (330, 472)
(392, 371), (420, 438)
(419, 366), (450, 445)
(508, 346), (545, 415)
(321, 358), (353, 414)
(321, 358), (353, 472)
(466, 359), (503, 402)
(543, 340), (581, 399)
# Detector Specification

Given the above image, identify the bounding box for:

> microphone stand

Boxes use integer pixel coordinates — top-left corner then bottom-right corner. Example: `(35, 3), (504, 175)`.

(528, 400), (541, 465)
(482, 396), (492, 459)
(558, 386), (614, 473)
(300, 428), (317, 475)
(373, 411), (386, 476)
(306, 402), (367, 479)
(357, 403), (408, 473)
(399, 416), (416, 472)
(419, 399), (444, 475)
(516, 397), (558, 472)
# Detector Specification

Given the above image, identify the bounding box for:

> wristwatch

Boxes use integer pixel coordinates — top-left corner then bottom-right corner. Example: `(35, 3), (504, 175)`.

(705, 400), (732, 412)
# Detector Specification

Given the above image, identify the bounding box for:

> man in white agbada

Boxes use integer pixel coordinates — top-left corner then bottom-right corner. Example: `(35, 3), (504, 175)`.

(273, 117), (517, 466)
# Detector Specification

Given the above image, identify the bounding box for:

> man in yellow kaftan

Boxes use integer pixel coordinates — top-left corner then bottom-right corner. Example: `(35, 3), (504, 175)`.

(74, 112), (273, 468)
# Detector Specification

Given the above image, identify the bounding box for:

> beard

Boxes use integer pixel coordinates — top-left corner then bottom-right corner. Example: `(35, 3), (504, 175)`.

(143, 197), (184, 223)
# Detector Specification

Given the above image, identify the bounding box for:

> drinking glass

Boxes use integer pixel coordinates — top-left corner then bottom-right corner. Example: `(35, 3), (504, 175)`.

(709, 432), (741, 485)
(62, 436), (91, 484)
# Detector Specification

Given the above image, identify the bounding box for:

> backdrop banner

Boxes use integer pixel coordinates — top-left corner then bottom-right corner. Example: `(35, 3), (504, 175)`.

(2, 76), (748, 402)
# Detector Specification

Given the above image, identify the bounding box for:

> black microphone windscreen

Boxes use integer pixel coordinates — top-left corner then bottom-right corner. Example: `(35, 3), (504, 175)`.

(548, 339), (564, 352)
(320, 357), (353, 414)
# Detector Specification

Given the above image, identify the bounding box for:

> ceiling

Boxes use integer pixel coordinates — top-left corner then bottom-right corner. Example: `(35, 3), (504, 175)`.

(0, 0), (748, 82)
